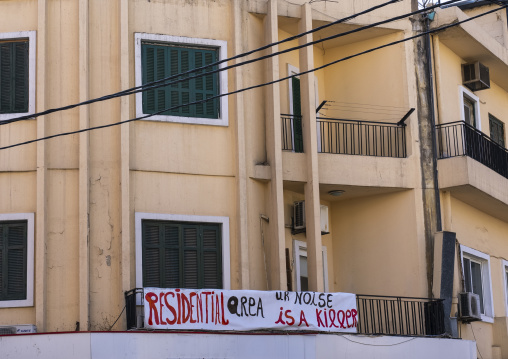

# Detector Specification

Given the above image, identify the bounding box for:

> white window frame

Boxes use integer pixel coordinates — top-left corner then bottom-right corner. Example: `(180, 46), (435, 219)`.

(460, 245), (494, 322)
(503, 259), (508, 317)
(135, 212), (230, 304)
(459, 86), (481, 131)
(293, 239), (328, 292)
(134, 33), (228, 127)
(0, 31), (36, 122)
(0, 213), (35, 308)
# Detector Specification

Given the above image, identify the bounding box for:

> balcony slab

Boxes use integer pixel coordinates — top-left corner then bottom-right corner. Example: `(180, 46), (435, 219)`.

(438, 156), (508, 222)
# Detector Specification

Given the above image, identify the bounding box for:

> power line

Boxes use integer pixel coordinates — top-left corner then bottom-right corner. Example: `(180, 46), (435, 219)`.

(0, 0), (464, 127)
(0, 3), (505, 151)
(0, 0), (403, 126)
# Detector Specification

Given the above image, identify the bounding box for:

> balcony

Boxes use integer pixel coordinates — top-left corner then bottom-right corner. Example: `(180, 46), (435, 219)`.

(125, 288), (445, 337)
(356, 295), (445, 337)
(281, 115), (407, 158)
(436, 121), (508, 180)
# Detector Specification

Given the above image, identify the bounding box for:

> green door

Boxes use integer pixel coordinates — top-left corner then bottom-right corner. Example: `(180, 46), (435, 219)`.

(292, 77), (303, 153)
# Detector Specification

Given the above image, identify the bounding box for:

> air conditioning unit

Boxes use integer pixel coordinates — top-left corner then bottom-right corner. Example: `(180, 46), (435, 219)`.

(462, 62), (490, 92)
(458, 292), (481, 322)
(293, 201), (306, 230)
(0, 324), (36, 335)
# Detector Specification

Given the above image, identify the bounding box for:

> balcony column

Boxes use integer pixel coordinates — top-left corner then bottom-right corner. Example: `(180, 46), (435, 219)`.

(299, 3), (324, 292)
(264, 0), (286, 290)
(36, 0), (48, 332)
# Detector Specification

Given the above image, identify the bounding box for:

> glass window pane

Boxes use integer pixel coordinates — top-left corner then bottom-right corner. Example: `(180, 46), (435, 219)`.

(470, 261), (484, 314)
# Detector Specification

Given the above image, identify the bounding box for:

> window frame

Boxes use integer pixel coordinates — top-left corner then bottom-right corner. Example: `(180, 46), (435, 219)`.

(134, 33), (228, 127)
(0, 31), (36, 122)
(503, 259), (508, 317)
(0, 213), (34, 308)
(293, 239), (328, 292)
(460, 245), (494, 322)
(459, 86), (481, 131)
(135, 212), (230, 304)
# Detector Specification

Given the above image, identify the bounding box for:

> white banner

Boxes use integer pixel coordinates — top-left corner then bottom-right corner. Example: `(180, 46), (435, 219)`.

(144, 288), (357, 333)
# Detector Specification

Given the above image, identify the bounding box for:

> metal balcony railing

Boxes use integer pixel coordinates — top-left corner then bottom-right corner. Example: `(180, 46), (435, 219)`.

(356, 295), (445, 337)
(281, 114), (303, 153)
(281, 115), (407, 158)
(317, 118), (407, 158)
(436, 121), (508, 179)
(125, 289), (445, 337)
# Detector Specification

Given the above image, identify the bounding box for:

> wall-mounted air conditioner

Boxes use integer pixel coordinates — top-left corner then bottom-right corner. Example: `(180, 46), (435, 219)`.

(462, 62), (490, 92)
(0, 324), (37, 335)
(458, 292), (481, 322)
(293, 200), (306, 230)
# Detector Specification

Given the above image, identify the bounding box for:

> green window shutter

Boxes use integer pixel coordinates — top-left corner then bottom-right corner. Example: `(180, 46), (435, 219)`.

(0, 41), (29, 114)
(141, 43), (219, 119)
(142, 220), (222, 289)
(489, 114), (505, 147)
(201, 225), (222, 289)
(0, 221), (27, 301)
(142, 222), (161, 287)
(292, 77), (303, 153)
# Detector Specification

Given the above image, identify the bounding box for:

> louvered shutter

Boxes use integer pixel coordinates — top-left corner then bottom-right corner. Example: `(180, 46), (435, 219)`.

(142, 43), (219, 119)
(489, 115), (505, 147)
(142, 221), (222, 289)
(201, 225), (222, 289)
(0, 221), (27, 301)
(163, 224), (180, 288)
(142, 222), (161, 287)
(182, 225), (199, 288)
(0, 41), (29, 114)
(292, 77), (303, 153)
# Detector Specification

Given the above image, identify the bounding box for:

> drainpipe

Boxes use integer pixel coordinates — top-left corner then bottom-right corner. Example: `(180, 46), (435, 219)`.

(425, 14), (442, 233)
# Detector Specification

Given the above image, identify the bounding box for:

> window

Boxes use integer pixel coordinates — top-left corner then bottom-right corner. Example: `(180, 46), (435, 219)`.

(293, 240), (328, 292)
(142, 221), (222, 289)
(135, 213), (230, 296)
(459, 86), (481, 130)
(135, 33), (228, 126)
(489, 114), (505, 147)
(460, 245), (494, 322)
(0, 213), (34, 308)
(0, 32), (36, 121)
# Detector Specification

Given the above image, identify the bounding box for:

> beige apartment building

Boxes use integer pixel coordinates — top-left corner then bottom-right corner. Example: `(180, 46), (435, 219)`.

(0, 0), (506, 358)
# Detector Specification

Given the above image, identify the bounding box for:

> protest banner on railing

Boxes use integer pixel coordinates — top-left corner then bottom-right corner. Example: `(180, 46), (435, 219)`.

(144, 288), (357, 332)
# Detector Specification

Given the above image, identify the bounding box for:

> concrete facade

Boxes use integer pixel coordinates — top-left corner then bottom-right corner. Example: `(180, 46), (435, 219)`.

(0, 0), (506, 358)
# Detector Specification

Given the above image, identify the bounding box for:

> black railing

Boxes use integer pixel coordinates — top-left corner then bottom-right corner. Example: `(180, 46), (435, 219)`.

(317, 118), (406, 158)
(356, 295), (445, 337)
(436, 121), (508, 179)
(125, 288), (144, 330)
(281, 114), (303, 153)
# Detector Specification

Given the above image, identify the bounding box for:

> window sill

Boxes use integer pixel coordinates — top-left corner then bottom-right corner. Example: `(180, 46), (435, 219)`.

(137, 113), (228, 127)
(480, 315), (494, 324)
(0, 299), (33, 308)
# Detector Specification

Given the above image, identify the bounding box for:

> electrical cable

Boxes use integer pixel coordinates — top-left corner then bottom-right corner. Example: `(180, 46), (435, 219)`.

(0, 0), (466, 127)
(0, 3), (505, 151)
(341, 336), (417, 346)
(0, 0), (403, 126)
(108, 305), (126, 331)
(468, 323), (484, 359)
